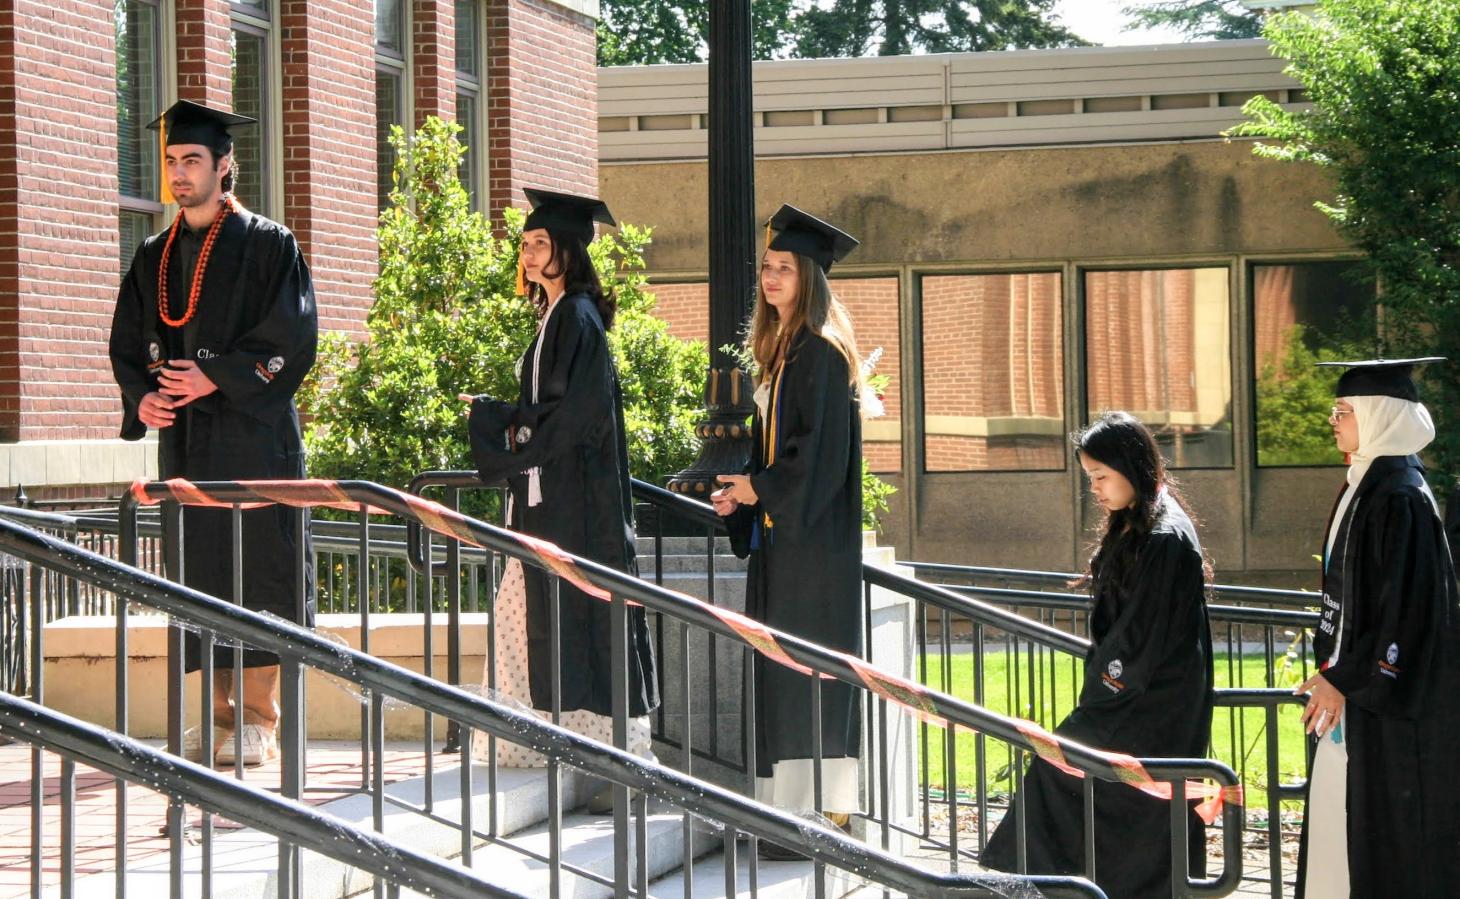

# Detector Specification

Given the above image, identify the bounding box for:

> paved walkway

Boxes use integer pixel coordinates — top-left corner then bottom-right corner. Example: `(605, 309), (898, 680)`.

(0, 738), (437, 899)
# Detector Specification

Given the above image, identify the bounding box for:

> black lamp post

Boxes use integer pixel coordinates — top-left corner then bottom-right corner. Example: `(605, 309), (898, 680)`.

(666, 0), (757, 495)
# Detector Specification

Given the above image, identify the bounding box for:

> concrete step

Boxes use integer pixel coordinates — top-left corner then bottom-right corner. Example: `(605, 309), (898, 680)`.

(637, 553), (748, 575)
(394, 805), (719, 899)
(635, 536), (734, 557)
(56, 757), (600, 899)
(647, 847), (868, 898)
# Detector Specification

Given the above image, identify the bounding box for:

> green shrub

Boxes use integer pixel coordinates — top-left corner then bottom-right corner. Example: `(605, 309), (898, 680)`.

(299, 116), (706, 506)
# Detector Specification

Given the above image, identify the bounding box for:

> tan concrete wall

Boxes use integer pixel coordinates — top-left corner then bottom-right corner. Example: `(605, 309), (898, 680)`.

(602, 140), (1346, 274)
(606, 139), (1352, 583)
(42, 613), (489, 740)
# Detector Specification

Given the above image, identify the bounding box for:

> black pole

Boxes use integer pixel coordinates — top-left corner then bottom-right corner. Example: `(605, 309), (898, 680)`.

(667, 0), (756, 495)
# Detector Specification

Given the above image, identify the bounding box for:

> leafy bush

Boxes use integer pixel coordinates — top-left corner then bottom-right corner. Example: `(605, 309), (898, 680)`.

(299, 116), (706, 505)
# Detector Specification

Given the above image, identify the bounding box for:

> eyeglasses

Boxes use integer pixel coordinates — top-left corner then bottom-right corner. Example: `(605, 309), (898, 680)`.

(1328, 406), (1352, 423)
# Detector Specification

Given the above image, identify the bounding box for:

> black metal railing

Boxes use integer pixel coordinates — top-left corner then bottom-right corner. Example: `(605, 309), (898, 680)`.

(402, 473), (1244, 897)
(1, 502), (1104, 899)
(624, 476), (1304, 899)
(0, 693), (528, 899)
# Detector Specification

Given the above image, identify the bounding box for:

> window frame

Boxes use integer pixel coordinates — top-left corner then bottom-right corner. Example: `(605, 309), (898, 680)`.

(917, 267), (1069, 475)
(115, 0), (167, 265)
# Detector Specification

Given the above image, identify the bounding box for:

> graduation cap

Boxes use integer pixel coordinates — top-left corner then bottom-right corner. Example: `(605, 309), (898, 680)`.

(147, 100), (255, 204)
(766, 204), (859, 273)
(1315, 357), (1446, 402)
(523, 189), (616, 244)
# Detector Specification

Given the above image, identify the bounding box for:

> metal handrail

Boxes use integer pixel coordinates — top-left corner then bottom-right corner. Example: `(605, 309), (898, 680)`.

(906, 561), (1318, 607)
(55, 487), (1106, 899)
(0, 693), (526, 899)
(397, 472), (1242, 896)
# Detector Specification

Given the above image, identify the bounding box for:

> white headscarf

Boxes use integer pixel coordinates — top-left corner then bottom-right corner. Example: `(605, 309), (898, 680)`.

(1325, 394), (1438, 559)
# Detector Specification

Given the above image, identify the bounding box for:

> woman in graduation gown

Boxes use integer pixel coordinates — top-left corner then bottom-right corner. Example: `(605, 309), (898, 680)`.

(983, 411), (1214, 898)
(1295, 358), (1460, 898)
(463, 190), (658, 803)
(712, 205), (864, 859)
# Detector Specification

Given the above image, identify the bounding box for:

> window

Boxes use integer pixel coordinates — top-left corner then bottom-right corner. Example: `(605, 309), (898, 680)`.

(1252, 261), (1376, 467)
(115, 0), (163, 268)
(835, 278), (902, 473)
(1084, 268), (1232, 468)
(921, 273), (1066, 472)
(229, 18), (270, 217)
(455, 0), (483, 207)
(376, 0), (407, 210)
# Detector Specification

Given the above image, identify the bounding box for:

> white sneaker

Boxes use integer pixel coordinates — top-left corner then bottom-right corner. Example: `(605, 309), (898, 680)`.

(216, 723), (278, 767)
(180, 726), (226, 764)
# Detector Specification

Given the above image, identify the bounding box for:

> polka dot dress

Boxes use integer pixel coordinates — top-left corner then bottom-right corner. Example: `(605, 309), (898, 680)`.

(472, 558), (651, 767)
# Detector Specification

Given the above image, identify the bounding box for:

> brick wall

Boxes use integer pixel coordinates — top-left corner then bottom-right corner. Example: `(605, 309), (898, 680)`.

(0, 0), (120, 442)
(646, 276), (905, 473)
(485, 0), (597, 220)
(0, 0), (599, 457)
(175, 0), (231, 107)
(413, 0), (455, 125)
(921, 273), (1065, 471)
(280, 0), (378, 336)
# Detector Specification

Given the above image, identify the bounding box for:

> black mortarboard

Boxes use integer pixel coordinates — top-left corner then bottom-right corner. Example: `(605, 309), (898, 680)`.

(522, 189), (616, 244)
(766, 204), (859, 273)
(147, 100), (255, 151)
(1315, 357), (1445, 402)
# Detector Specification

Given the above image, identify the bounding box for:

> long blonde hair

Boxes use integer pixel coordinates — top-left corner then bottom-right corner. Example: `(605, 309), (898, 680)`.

(748, 251), (861, 391)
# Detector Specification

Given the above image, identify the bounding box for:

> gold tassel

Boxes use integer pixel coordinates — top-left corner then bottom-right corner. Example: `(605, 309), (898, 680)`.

(158, 120), (174, 205)
(764, 219), (773, 253)
(515, 253), (527, 297)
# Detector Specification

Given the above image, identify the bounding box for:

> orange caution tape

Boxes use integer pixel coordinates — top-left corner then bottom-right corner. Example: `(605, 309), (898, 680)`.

(129, 477), (1245, 818)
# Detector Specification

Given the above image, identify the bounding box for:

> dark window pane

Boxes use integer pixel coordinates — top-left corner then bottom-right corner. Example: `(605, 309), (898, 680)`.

(116, 0), (160, 200)
(232, 0), (267, 13)
(1085, 268), (1232, 468)
(230, 29), (268, 217)
(377, 70), (402, 210)
(455, 0), (479, 77)
(456, 90), (478, 207)
(119, 210), (154, 273)
(1253, 262), (1377, 467)
(376, 0), (402, 53)
(921, 273), (1066, 472)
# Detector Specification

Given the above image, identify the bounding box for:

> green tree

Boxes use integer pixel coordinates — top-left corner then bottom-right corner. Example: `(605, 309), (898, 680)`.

(595, 0), (797, 64)
(1120, 1), (1262, 41)
(299, 116), (706, 502)
(596, 0), (1086, 65)
(793, 0), (1086, 57)
(1255, 325), (1368, 467)
(1230, 0), (1460, 483)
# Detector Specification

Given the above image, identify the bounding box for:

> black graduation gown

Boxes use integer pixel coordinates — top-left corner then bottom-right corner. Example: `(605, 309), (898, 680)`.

(467, 292), (658, 719)
(724, 330), (864, 785)
(983, 494), (1214, 899)
(109, 207), (318, 670)
(1296, 455), (1460, 898)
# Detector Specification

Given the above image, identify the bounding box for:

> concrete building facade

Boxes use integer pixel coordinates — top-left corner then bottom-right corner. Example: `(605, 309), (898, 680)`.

(603, 41), (1366, 583)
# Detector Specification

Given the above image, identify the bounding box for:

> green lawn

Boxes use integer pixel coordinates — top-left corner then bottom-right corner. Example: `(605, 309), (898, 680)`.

(916, 650), (1309, 797)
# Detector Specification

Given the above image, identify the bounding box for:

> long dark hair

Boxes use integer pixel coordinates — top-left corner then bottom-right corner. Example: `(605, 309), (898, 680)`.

(1075, 411), (1207, 593)
(525, 228), (616, 330)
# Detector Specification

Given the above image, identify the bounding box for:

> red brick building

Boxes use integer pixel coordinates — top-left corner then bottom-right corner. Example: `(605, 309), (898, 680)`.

(0, 0), (598, 501)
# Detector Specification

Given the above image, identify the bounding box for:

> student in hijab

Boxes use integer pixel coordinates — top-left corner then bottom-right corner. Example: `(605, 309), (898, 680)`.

(1296, 357), (1460, 898)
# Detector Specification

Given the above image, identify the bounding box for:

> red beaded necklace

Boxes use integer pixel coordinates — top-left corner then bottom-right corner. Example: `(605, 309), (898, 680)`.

(158, 194), (235, 329)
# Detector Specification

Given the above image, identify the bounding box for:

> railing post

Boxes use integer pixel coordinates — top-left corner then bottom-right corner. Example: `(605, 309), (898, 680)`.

(1169, 779), (1189, 899)
(163, 500), (185, 899)
(611, 590), (630, 898)
(116, 493), (138, 897)
(278, 654), (304, 899)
